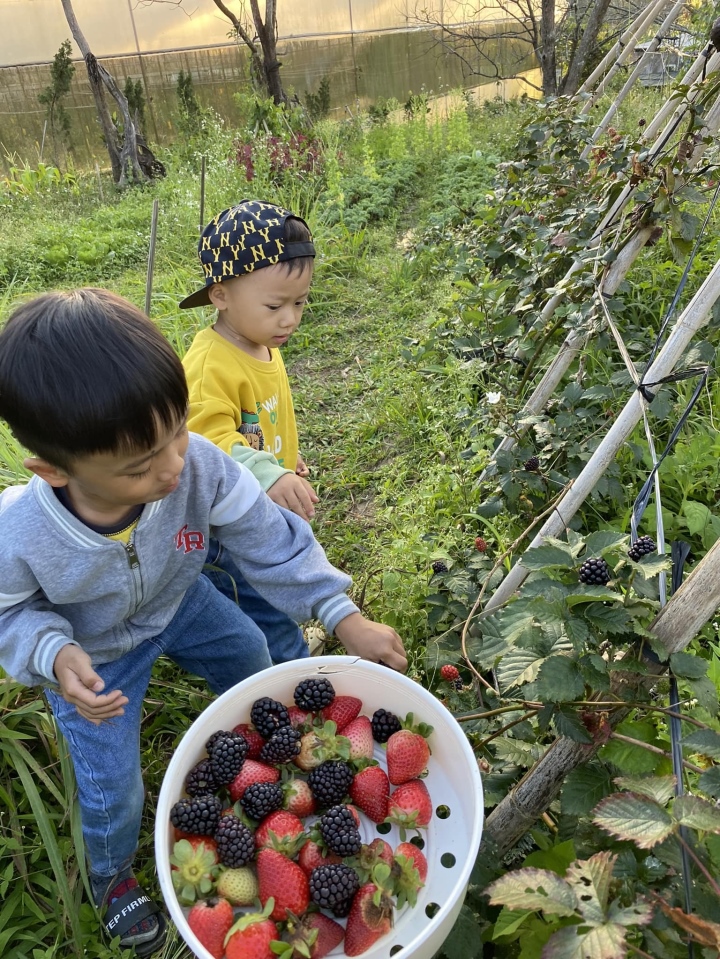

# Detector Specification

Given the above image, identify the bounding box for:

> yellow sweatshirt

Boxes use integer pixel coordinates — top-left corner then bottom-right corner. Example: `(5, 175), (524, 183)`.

(183, 327), (298, 489)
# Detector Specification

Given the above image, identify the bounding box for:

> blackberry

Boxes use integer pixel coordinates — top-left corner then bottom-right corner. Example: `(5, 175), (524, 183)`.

(371, 708), (402, 744)
(578, 557), (612, 585)
(260, 727), (302, 764)
(431, 560), (448, 575)
(251, 697), (291, 739)
(308, 760), (354, 807)
(628, 535), (656, 561)
(169, 795), (222, 836)
(241, 782), (283, 820)
(294, 677), (335, 711)
(208, 731), (249, 785)
(454, 679), (463, 691)
(184, 758), (219, 798)
(309, 864), (360, 917)
(318, 805), (362, 856)
(523, 455), (540, 471)
(215, 814), (255, 868)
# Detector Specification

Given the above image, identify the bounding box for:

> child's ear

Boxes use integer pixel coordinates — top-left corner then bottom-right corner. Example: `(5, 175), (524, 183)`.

(24, 458), (70, 488)
(208, 283), (227, 311)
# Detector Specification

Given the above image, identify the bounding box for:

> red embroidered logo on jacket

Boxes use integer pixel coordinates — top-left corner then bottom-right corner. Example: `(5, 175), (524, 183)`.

(175, 525), (205, 554)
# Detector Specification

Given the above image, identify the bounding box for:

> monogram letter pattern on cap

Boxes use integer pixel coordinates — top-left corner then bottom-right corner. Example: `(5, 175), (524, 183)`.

(178, 199), (316, 310)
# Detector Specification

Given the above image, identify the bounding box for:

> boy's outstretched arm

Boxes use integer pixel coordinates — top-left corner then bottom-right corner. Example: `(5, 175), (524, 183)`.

(334, 613), (408, 672)
(53, 645), (128, 724)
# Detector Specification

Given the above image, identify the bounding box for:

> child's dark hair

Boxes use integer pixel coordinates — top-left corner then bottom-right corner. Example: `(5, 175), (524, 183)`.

(0, 288), (188, 471)
(283, 216), (314, 275)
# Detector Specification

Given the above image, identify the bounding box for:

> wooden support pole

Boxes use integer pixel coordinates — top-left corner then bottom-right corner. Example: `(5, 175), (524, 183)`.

(145, 199), (159, 318)
(480, 533), (720, 856)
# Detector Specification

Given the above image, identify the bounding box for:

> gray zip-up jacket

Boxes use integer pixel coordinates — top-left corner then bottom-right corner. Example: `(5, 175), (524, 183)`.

(0, 433), (358, 687)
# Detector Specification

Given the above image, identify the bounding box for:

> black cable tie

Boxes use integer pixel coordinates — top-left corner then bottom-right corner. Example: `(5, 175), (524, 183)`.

(637, 383), (656, 403)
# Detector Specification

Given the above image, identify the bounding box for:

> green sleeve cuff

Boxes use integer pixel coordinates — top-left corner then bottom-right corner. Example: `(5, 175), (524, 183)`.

(230, 443), (294, 491)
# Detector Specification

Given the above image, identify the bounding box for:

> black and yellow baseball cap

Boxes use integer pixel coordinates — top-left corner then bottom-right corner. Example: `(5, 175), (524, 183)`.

(179, 199), (316, 309)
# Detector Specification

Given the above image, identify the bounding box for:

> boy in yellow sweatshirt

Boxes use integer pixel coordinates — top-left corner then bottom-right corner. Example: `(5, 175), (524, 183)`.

(180, 200), (319, 662)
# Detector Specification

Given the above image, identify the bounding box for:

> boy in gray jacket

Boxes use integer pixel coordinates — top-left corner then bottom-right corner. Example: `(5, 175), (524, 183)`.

(0, 288), (406, 956)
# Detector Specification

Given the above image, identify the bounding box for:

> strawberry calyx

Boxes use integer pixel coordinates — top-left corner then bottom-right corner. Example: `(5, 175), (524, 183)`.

(224, 897), (275, 945)
(391, 852), (425, 909)
(271, 911), (320, 959)
(295, 721), (351, 771)
(399, 712), (434, 741)
(169, 838), (219, 904)
(345, 838), (393, 884)
(263, 827), (308, 858)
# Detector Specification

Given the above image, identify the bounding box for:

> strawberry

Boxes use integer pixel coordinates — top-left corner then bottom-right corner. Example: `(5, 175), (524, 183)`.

(257, 847), (310, 921)
(216, 866), (259, 905)
(321, 695), (362, 731)
(387, 779), (432, 838)
(287, 705), (313, 729)
(346, 804), (362, 828)
(344, 869), (394, 957)
(342, 715), (374, 760)
(170, 837), (219, 904)
(187, 896), (234, 959)
(229, 759), (280, 802)
(386, 714), (432, 785)
(295, 721), (350, 772)
(298, 839), (342, 875)
(224, 899), (279, 959)
(282, 777), (316, 818)
(350, 765), (389, 823)
(233, 722), (265, 759)
(392, 842), (427, 907)
(349, 838), (394, 884)
(254, 810), (306, 853)
(281, 911), (346, 959)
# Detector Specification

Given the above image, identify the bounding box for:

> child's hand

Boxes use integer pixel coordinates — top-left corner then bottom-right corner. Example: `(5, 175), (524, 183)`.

(334, 612), (408, 673)
(53, 645), (128, 724)
(268, 473), (319, 521)
(296, 455), (310, 477)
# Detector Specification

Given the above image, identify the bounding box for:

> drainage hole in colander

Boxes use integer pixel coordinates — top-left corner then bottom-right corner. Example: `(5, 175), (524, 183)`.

(376, 822), (392, 835)
(410, 835), (425, 849)
(390, 946), (403, 956)
(425, 902), (440, 918)
(435, 804), (451, 819)
(441, 852), (456, 868)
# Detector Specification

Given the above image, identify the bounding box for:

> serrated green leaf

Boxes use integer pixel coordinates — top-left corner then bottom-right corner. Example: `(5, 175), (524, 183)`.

(673, 794), (720, 832)
(562, 764), (612, 817)
(682, 500), (713, 536)
(584, 531), (628, 555)
(632, 554), (672, 579)
(486, 868), (577, 917)
(599, 720), (661, 775)
(584, 604), (632, 635)
(614, 775), (677, 806)
(526, 655), (585, 703)
(553, 707), (593, 743)
(608, 899), (654, 928)
(669, 652), (708, 680)
(521, 543), (576, 570)
(685, 676), (719, 713)
(492, 907), (533, 940)
(441, 903), (485, 959)
(522, 840), (577, 875)
(565, 851), (615, 923)
(565, 587), (623, 607)
(497, 649), (546, 690)
(699, 766), (720, 798)
(593, 792), (674, 849)
(683, 728), (720, 760)
(543, 922), (626, 959)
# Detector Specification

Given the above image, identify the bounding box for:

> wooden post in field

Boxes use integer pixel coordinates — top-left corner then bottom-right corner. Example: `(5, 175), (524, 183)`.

(479, 535), (720, 856)
(199, 156), (206, 233)
(145, 199), (159, 318)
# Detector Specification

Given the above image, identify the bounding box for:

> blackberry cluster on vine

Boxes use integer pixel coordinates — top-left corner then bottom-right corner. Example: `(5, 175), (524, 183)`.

(578, 557), (612, 585)
(628, 535), (656, 561)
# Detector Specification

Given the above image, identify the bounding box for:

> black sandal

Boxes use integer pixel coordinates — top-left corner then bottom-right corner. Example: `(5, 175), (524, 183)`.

(103, 886), (168, 957)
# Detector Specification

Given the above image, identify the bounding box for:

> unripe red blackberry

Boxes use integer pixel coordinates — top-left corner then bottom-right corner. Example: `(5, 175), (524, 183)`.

(440, 664), (460, 683)
(578, 557), (612, 585)
(475, 536), (488, 552)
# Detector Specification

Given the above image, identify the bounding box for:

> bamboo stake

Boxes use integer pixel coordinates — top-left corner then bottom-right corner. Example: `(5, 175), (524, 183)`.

(482, 257), (720, 614)
(199, 155), (206, 233)
(639, 49), (720, 144)
(145, 198), (159, 318)
(480, 531), (720, 856)
(581, 0), (688, 160)
(577, 0), (673, 109)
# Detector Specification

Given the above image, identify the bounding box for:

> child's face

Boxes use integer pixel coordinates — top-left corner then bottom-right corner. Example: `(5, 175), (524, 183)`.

(27, 416), (189, 521)
(209, 263), (313, 358)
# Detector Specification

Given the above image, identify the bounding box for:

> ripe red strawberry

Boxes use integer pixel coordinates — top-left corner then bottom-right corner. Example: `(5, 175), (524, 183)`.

(392, 842), (427, 907)
(321, 695), (362, 731)
(225, 900), (279, 959)
(288, 705), (313, 729)
(346, 804), (361, 828)
(298, 839), (342, 875)
(386, 717), (432, 785)
(255, 810), (306, 852)
(187, 896), (234, 959)
(282, 778), (316, 818)
(257, 847), (310, 921)
(284, 911), (345, 959)
(394, 841), (428, 881)
(233, 722), (265, 760)
(440, 664), (460, 682)
(475, 536), (488, 552)
(387, 779), (432, 836)
(344, 880), (394, 956)
(350, 765), (389, 823)
(342, 715), (374, 760)
(295, 721), (350, 772)
(229, 759), (280, 802)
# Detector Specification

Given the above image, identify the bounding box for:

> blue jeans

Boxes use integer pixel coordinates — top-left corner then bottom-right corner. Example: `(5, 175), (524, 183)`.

(204, 539), (309, 664)
(46, 574), (273, 886)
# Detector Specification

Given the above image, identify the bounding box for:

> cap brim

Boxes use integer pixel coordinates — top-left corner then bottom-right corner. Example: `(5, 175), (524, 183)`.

(178, 286), (213, 310)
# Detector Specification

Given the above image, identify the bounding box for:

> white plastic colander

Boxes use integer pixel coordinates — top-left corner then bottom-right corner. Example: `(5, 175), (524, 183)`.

(155, 656), (484, 959)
